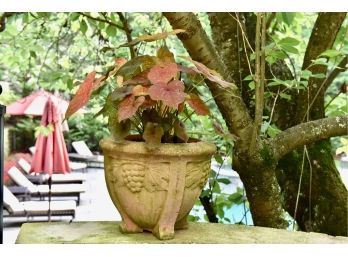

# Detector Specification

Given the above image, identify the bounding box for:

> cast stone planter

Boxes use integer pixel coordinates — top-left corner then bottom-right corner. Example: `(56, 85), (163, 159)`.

(100, 137), (216, 240)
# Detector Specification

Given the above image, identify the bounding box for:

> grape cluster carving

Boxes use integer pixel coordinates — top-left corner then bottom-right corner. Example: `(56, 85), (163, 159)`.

(122, 163), (146, 193)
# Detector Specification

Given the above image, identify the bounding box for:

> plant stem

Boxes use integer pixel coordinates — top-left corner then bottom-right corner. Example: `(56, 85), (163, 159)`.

(249, 13), (266, 153)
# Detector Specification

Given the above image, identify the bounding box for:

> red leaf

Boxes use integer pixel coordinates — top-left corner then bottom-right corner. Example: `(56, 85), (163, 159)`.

(92, 76), (105, 90)
(65, 71), (96, 119)
(148, 80), (186, 109)
(181, 57), (234, 88)
(147, 63), (178, 84)
(187, 93), (210, 116)
(118, 95), (145, 122)
(177, 64), (197, 74)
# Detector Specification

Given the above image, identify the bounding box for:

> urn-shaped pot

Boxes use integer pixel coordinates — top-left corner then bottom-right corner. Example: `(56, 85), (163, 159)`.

(100, 137), (216, 240)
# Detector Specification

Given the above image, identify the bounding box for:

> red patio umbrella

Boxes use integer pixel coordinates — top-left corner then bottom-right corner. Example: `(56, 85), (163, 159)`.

(7, 89), (69, 116)
(30, 97), (71, 220)
(30, 96), (71, 174)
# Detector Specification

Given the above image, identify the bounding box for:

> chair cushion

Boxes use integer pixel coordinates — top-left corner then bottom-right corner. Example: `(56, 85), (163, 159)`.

(51, 173), (86, 182)
(37, 184), (86, 194)
(22, 200), (76, 213)
(3, 186), (25, 213)
(7, 166), (39, 194)
(69, 162), (87, 170)
(72, 141), (94, 157)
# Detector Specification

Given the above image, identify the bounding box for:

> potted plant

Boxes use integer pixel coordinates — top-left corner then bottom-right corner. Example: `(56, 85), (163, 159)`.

(65, 31), (232, 240)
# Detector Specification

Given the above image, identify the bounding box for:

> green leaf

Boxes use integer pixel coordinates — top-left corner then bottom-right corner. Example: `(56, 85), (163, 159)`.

(217, 178), (231, 185)
(29, 50), (37, 58)
(243, 75), (254, 81)
(98, 22), (105, 30)
(311, 58), (329, 66)
(200, 189), (210, 198)
(80, 19), (88, 34)
(36, 12), (50, 19)
(216, 206), (225, 218)
(267, 124), (281, 138)
(214, 154), (224, 165)
(212, 181), (221, 193)
(278, 37), (300, 47)
(248, 81), (255, 90)
(280, 44), (299, 54)
(281, 13), (295, 25)
(70, 13), (80, 21)
(300, 70), (312, 80)
(228, 192), (244, 204)
(106, 25), (117, 37)
(310, 73), (327, 79)
(320, 49), (342, 58)
(209, 169), (217, 178)
(67, 78), (73, 89)
(279, 93), (291, 100)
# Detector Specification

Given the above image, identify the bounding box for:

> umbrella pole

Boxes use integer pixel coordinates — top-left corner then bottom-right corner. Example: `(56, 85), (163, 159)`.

(0, 102), (6, 244)
(48, 176), (52, 222)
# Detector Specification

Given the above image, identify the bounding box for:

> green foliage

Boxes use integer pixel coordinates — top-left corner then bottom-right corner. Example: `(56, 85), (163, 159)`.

(65, 113), (109, 152)
(34, 123), (54, 137)
(10, 117), (40, 152)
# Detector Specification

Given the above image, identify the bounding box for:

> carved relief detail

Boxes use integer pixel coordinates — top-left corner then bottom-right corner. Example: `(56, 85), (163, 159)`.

(121, 163), (146, 193)
(109, 161), (170, 193)
(144, 163), (169, 192)
(185, 160), (211, 189)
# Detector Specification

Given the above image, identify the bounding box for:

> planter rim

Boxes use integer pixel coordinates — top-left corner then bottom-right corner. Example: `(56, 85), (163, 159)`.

(100, 137), (216, 157)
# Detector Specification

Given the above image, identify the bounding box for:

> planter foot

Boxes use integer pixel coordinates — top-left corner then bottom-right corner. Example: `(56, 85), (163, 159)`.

(175, 216), (189, 230)
(152, 225), (175, 240)
(119, 220), (143, 234)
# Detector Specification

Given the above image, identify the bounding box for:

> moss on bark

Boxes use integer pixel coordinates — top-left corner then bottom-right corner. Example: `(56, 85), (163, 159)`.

(277, 140), (348, 236)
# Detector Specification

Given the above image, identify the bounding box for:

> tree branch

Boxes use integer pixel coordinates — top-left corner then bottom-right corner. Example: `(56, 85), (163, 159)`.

(77, 12), (124, 31)
(163, 12), (253, 152)
(293, 13), (346, 124)
(250, 13), (266, 153)
(272, 115), (348, 161)
(323, 54), (348, 91)
(199, 195), (218, 223)
(116, 12), (136, 58)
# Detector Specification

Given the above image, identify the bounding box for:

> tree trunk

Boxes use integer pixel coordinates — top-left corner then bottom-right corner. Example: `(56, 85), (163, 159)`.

(277, 140), (348, 236)
(164, 12), (288, 229)
(275, 12), (348, 236)
(234, 156), (288, 228)
(164, 12), (347, 235)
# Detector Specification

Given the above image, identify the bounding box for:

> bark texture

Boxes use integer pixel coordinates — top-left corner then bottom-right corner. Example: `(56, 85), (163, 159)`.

(164, 12), (288, 229)
(164, 12), (348, 236)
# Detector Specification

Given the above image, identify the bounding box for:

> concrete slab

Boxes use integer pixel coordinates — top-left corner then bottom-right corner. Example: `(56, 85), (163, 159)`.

(15, 221), (348, 244)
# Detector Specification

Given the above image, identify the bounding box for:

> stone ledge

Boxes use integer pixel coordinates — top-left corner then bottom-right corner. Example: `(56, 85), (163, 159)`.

(15, 221), (348, 244)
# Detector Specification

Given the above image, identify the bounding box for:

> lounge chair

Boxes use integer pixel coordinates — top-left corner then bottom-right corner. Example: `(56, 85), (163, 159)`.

(68, 141), (104, 168)
(3, 186), (76, 220)
(18, 158), (87, 184)
(7, 166), (86, 204)
(29, 146), (88, 173)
